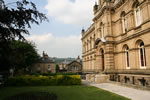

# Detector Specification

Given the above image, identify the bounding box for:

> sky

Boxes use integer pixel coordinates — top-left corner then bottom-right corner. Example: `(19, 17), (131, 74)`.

(4, 0), (97, 58)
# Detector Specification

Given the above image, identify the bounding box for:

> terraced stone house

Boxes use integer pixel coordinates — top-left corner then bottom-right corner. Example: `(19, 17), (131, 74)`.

(81, 0), (150, 88)
(32, 52), (56, 73)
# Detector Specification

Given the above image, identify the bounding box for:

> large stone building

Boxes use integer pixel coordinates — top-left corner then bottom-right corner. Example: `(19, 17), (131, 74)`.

(82, 0), (150, 88)
(32, 52), (56, 73)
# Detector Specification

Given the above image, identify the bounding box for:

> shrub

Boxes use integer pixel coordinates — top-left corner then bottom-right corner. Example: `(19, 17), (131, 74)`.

(5, 75), (81, 86)
(30, 72), (78, 76)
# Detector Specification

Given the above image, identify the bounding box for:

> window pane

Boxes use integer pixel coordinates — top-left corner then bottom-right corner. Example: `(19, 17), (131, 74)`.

(127, 51), (129, 67)
(140, 48), (144, 66)
(144, 48), (147, 66)
(136, 8), (141, 26)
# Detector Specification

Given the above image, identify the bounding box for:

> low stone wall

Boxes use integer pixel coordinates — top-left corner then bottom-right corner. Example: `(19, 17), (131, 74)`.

(109, 74), (150, 89)
(86, 74), (109, 83)
(85, 73), (150, 89)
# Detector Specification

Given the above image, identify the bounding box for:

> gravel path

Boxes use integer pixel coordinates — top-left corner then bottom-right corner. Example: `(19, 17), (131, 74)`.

(82, 80), (150, 100)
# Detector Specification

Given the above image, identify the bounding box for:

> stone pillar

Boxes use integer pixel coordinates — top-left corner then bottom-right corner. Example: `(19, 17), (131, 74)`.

(95, 56), (101, 72)
(105, 43), (115, 70)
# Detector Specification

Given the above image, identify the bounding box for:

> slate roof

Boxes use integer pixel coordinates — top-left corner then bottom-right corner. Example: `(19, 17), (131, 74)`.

(38, 57), (55, 63)
(67, 60), (82, 66)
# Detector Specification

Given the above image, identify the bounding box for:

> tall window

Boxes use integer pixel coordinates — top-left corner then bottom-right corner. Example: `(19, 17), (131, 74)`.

(136, 7), (142, 26)
(38, 64), (40, 71)
(139, 42), (146, 67)
(125, 46), (130, 68)
(90, 39), (92, 50)
(100, 23), (104, 38)
(101, 49), (104, 71)
(121, 12), (127, 33)
(48, 65), (51, 71)
(87, 43), (88, 51)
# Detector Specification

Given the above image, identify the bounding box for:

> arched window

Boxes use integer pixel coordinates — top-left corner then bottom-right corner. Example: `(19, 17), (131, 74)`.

(136, 6), (142, 26)
(132, 1), (143, 27)
(90, 37), (92, 49)
(87, 41), (89, 51)
(121, 11), (127, 33)
(84, 42), (86, 52)
(139, 42), (146, 67)
(125, 46), (130, 68)
(100, 23), (104, 38)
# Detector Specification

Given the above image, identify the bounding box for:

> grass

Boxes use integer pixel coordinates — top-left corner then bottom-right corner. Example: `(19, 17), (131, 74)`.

(0, 85), (130, 100)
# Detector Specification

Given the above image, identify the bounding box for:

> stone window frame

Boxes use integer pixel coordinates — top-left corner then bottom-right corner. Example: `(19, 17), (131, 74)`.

(132, 2), (143, 27)
(100, 22), (104, 38)
(135, 6), (142, 26)
(125, 46), (130, 69)
(123, 44), (130, 69)
(139, 42), (147, 69)
(121, 11), (128, 33)
(48, 65), (51, 71)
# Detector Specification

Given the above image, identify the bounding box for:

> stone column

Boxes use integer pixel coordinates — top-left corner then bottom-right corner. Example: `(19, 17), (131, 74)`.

(95, 55), (101, 72)
(105, 43), (115, 70)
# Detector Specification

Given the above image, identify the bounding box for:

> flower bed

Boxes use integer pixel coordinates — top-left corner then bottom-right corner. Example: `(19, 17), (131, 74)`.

(5, 75), (81, 86)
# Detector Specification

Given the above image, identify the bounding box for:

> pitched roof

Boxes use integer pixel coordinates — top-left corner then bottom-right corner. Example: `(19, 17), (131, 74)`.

(39, 57), (55, 63)
(67, 60), (82, 66)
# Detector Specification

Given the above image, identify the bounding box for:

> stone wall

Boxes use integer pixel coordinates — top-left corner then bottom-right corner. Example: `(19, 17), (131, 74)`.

(109, 74), (150, 89)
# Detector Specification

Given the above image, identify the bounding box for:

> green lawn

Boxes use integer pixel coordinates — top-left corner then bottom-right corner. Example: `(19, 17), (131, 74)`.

(0, 85), (130, 100)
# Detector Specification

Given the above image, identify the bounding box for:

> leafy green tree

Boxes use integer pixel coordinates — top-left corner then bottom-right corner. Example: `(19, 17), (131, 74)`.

(56, 64), (60, 73)
(0, 0), (48, 73)
(10, 40), (39, 74)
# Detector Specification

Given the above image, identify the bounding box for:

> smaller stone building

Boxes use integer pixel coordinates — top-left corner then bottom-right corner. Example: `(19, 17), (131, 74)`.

(32, 52), (56, 73)
(67, 56), (82, 73)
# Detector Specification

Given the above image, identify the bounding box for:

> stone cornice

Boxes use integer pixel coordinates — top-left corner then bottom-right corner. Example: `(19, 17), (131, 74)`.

(93, 6), (113, 21)
(82, 24), (95, 40)
(93, 0), (126, 21)
(116, 27), (150, 44)
(113, 0), (125, 10)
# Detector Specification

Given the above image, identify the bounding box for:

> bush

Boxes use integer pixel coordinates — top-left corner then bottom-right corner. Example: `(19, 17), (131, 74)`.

(30, 72), (78, 76)
(5, 75), (81, 86)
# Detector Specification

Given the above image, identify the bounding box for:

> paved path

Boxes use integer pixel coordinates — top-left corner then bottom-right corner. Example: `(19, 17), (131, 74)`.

(82, 80), (150, 100)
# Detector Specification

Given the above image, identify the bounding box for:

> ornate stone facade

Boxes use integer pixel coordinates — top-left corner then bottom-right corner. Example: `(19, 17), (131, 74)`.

(81, 0), (150, 88)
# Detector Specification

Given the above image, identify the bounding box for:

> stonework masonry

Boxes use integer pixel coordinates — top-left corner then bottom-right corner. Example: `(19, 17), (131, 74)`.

(81, 0), (150, 89)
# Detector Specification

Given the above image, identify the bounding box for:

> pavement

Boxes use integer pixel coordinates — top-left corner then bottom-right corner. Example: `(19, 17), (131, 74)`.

(82, 80), (150, 100)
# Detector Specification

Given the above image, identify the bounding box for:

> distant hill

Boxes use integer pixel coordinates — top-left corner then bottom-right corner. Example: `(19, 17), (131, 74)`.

(52, 57), (76, 64)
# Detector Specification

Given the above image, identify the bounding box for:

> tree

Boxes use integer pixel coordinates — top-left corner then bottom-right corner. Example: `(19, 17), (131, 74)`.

(10, 40), (39, 74)
(56, 64), (60, 73)
(0, 0), (48, 73)
(0, 0), (48, 41)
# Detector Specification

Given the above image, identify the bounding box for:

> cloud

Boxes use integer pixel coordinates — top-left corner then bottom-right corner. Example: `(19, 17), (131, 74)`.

(45, 0), (96, 26)
(26, 33), (82, 58)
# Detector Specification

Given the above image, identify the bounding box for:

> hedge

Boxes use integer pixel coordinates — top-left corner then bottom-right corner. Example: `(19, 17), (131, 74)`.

(5, 75), (81, 86)
(30, 72), (78, 76)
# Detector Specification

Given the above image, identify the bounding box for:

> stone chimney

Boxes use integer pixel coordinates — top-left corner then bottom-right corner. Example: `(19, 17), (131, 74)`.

(42, 51), (48, 59)
(77, 56), (80, 63)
